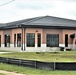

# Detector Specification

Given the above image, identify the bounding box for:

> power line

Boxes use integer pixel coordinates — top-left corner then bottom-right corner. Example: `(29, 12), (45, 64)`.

(0, 0), (15, 7)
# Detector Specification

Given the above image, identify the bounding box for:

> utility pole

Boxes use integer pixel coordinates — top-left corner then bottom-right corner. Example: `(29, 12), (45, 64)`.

(0, 0), (15, 7)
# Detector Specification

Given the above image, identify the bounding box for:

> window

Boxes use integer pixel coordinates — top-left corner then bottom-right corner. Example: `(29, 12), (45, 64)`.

(27, 33), (35, 47)
(47, 34), (59, 47)
(37, 34), (41, 47)
(65, 34), (68, 47)
(14, 34), (16, 47)
(0, 35), (1, 47)
(17, 34), (21, 47)
(5, 34), (10, 47)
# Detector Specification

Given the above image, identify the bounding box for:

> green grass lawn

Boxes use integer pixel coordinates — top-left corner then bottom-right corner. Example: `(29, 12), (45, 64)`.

(0, 51), (76, 75)
(0, 51), (76, 62)
(0, 63), (76, 75)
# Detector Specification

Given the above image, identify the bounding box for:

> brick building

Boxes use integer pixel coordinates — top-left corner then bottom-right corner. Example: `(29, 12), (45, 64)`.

(0, 16), (76, 51)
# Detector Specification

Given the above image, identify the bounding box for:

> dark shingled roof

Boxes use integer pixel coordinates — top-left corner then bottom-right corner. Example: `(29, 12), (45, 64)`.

(22, 16), (76, 27)
(0, 23), (6, 27)
(1, 15), (76, 29)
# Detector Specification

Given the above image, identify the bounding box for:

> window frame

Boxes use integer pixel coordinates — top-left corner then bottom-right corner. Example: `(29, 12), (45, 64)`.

(5, 34), (10, 47)
(37, 33), (41, 47)
(26, 33), (35, 47)
(65, 34), (68, 47)
(17, 33), (21, 47)
(14, 34), (16, 47)
(46, 34), (59, 47)
(0, 35), (1, 47)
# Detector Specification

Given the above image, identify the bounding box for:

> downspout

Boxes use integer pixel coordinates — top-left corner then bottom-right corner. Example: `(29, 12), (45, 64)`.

(24, 28), (25, 51)
(18, 25), (23, 51)
(20, 24), (26, 51)
(21, 27), (23, 51)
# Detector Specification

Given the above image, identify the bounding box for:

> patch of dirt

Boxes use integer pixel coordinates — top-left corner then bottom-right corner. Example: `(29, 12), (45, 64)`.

(0, 70), (25, 75)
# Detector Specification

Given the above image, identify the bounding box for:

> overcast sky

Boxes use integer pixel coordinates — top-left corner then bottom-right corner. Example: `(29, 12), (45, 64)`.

(0, 0), (76, 23)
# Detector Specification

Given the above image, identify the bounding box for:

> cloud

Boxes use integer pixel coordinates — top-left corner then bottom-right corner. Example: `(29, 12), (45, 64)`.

(62, 0), (76, 3)
(15, 0), (55, 10)
(0, 0), (76, 23)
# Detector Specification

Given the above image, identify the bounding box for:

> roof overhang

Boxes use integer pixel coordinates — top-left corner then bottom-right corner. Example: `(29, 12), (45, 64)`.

(20, 24), (76, 30)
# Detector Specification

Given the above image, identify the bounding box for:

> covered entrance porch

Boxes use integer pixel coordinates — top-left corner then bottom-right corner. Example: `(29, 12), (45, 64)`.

(70, 33), (76, 50)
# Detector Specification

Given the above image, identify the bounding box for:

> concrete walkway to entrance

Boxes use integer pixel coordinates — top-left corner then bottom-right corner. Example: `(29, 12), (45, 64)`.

(0, 70), (25, 75)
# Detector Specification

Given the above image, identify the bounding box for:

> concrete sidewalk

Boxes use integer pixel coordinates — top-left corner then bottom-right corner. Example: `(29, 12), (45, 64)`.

(0, 70), (25, 75)
(0, 52), (12, 54)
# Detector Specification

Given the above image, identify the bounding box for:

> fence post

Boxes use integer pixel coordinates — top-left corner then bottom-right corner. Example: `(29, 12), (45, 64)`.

(19, 60), (22, 66)
(54, 62), (55, 70)
(35, 61), (37, 68)
(6, 58), (9, 64)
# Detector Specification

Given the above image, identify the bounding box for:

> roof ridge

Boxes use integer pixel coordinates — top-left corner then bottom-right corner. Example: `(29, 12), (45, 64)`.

(24, 16), (47, 24)
(47, 16), (76, 22)
(24, 15), (76, 25)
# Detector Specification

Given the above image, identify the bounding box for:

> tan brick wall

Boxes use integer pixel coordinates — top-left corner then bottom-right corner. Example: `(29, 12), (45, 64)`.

(62, 29), (76, 44)
(43, 29), (62, 44)
(3, 29), (12, 43)
(0, 30), (4, 44)
(11, 28), (21, 44)
(0, 28), (76, 45)
(25, 28), (63, 45)
(25, 28), (43, 44)
(0, 28), (22, 44)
